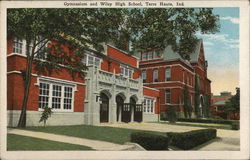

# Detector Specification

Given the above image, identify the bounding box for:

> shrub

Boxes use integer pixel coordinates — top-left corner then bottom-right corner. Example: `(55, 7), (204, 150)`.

(160, 112), (167, 121)
(131, 132), (169, 150)
(39, 106), (53, 127)
(166, 107), (177, 123)
(166, 129), (217, 150)
(231, 121), (240, 130)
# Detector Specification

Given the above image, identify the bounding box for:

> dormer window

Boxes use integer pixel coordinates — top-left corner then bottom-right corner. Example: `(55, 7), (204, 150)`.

(141, 49), (160, 61)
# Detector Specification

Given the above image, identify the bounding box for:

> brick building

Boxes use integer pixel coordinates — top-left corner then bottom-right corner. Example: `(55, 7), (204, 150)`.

(7, 36), (211, 126)
(211, 91), (240, 119)
(136, 40), (211, 118)
(7, 37), (160, 126)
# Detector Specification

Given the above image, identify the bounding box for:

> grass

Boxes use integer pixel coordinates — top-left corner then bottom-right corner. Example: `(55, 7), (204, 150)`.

(155, 121), (232, 130)
(7, 134), (93, 151)
(23, 125), (166, 144)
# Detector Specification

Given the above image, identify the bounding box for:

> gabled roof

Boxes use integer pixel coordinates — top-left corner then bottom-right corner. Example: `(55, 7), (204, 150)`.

(163, 45), (182, 60)
(189, 39), (202, 63)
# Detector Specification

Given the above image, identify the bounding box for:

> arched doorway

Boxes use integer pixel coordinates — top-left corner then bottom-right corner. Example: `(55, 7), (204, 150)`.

(116, 95), (124, 122)
(100, 92), (109, 123)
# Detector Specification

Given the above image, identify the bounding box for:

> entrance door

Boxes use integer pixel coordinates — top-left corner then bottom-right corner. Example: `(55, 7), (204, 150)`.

(122, 103), (131, 123)
(100, 93), (109, 123)
(134, 104), (143, 122)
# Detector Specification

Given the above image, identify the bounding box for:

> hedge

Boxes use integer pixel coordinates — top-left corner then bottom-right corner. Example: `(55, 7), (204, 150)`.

(231, 121), (240, 130)
(131, 132), (169, 150)
(166, 129), (217, 150)
(177, 118), (238, 125)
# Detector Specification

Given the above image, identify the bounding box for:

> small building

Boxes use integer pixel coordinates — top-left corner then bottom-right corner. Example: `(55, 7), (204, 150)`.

(211, 91), (232, 119)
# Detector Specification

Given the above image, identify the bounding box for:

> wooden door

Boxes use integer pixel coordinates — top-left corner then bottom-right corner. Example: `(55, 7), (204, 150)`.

(134, 104), (143, 122)
(100, 93), (109, 123)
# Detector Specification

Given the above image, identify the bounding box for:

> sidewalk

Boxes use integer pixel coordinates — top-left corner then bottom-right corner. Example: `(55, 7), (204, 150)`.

(8, 129), (144, 151)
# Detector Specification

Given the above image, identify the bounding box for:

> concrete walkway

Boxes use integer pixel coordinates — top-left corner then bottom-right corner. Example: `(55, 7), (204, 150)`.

(99, 122), (240, 151)
(8, 129), (144, 151)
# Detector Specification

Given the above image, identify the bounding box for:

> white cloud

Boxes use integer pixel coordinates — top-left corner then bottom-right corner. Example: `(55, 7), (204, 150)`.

(203, 41), (214, 46)
(196, 32), (239, 49)
(220, 16), (239, 24)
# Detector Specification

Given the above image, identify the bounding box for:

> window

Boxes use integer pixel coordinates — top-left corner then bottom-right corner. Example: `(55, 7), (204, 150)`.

(165, 67), (171, 81)
(88, 56), (94, 65)
(120, 65), (133, 78)
(153, 69), (158, 82)
(165, 89), (171, 104)
(82, 54), (101, 67)
(143, 98), (154, 113)
(39, 83), (50, 108)
(38, 81), (74, 111)
(142, 52), (147, 60)
(35, 38), (48, 60)
(148, 50), (153, 60)
(142, 70), (146, 83)
(13, 38), (23, 54)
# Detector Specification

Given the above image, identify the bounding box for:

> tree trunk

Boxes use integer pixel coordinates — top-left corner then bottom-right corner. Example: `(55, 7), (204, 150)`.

(17, 40), (35, 128)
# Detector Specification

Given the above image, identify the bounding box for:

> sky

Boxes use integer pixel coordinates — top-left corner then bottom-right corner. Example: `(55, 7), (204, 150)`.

(196, 8), (239, 95)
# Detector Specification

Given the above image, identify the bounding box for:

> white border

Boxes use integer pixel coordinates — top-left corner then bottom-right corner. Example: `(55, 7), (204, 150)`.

(0, 1), (249, 160)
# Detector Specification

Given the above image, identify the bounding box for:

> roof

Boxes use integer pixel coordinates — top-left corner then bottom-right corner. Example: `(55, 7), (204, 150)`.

(189, 39), (202, 63)
(163, 45), (183, 60)
(214, 100), (227, 105)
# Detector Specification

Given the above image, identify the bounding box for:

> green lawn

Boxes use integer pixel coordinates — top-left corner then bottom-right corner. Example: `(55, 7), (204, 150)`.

(24, 125), (166, 144)
(155, 121), (232, 130)
(7, 134), (93, 151)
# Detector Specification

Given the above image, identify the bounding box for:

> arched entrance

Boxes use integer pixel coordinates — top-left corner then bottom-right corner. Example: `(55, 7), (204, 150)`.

(116, 95), (124, 122)
(100, 92), (109, 123)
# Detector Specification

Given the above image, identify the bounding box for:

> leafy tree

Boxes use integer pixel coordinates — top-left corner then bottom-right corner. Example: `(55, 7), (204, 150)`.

(166, 107), (177, 123)
(39, 106), (52, 127)
(8, 8), (219, 127)
(124, 8), (220, 57)
(7, 8), (125, 127)
(194, 74), (200, 117)
(183, 86), (192, 118)
(222, 88), (240, 119)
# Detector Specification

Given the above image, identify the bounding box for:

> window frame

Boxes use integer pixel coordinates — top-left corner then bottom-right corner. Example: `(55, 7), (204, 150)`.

(143, 97), (155, 114)
(165, 67), (171, 81)
(38, 80), (75, 112)
(165, 89), (171, 104)
(153, 69), (158, 82)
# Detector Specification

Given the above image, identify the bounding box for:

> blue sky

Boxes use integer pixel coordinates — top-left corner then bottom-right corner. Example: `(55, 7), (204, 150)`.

(196, 7), (239, 95)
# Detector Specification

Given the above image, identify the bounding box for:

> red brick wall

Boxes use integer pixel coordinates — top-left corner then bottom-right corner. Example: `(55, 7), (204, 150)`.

(107, 45), (137, 67)
(7, 38), (85, 112)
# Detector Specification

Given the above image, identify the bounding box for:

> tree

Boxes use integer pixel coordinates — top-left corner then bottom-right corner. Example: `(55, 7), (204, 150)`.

(183, 86), (192, 118)
(124, 8), (220, 57)
(8, 8), (219, 127)
(39, 106), (52, 127)
(194, 74), (200, 117)
(222, 88), (240, 119)
(8, 8), (125, 127)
